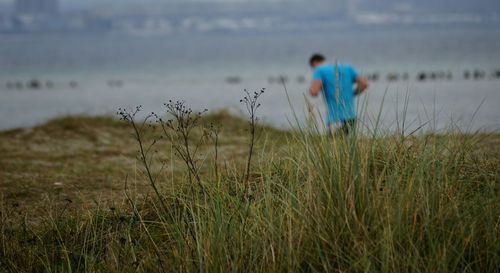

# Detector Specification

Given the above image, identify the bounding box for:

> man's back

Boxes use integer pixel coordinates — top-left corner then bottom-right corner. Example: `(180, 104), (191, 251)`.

(312, 63), (359, 123)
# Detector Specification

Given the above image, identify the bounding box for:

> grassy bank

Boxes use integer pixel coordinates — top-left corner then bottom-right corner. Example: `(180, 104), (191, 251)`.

(0, 111), (284, 215)
(0, 109), (499, 272)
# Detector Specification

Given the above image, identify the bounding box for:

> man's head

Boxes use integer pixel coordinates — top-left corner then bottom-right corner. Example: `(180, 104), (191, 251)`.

(309, 53), (326, 68)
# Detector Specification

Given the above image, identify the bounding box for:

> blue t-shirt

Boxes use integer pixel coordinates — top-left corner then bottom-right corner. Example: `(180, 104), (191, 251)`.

(312, 63), (359, 124)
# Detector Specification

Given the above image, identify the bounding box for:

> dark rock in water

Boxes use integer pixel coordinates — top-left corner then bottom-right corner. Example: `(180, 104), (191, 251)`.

(417, 72), (427, 81)
(493, 70), (500, 78)
(69, 81), (78, 88)
(402, 73), (409, 81)
(464, 70), (471, 79)
(107, 80), (123, 87)
(473, 70), (485, 80)
(387, 73), (399, 82)
(369, 73), (380, 82)
(45, 81), (54, 89)
(28, 79), (41, 89)
(112, 80), (124, 87)
(278, 75), (288, 84)
(15, 82), (23, 89)
(225, 76), (242, 84)
(267, 75), (291, 84)
(430, 72), (437, 80)
(296, 75), (306, 84)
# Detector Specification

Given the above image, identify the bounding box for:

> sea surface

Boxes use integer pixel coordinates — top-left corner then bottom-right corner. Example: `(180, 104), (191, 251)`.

(1, 27), (499, 133)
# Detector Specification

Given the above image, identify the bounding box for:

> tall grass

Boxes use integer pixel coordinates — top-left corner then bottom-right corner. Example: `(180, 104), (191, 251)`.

(1, 95), (499, 272)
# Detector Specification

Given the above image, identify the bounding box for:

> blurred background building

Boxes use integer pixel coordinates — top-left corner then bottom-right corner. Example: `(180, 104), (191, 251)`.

(15, 0), (59, 16)
(0, 0), (498, 33)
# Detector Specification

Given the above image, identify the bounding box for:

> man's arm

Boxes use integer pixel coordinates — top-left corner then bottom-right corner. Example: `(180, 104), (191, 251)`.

(354, 76), (368, 96)
(309, 79), (323, 97)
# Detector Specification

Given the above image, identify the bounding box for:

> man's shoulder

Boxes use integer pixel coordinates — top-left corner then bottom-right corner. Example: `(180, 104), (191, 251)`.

(319, 63), (334, 70)
(339, 63), (355, 70)
(317, 63), (355, 71)
(339, 64), (358, 76)
(314, 64), (334, 74)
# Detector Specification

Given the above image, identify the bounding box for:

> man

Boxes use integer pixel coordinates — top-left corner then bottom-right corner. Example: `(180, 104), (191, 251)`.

(308, 53), (368, 135)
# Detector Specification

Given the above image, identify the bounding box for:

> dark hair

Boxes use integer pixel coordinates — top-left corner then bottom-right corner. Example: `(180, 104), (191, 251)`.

(309, 53), (326, 66)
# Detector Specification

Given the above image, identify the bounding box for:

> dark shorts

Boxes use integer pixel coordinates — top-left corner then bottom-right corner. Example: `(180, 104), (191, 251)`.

(328, 119), (357, 136)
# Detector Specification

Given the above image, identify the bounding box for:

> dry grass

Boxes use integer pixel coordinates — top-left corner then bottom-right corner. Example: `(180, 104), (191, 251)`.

(0, 111), (499, 272)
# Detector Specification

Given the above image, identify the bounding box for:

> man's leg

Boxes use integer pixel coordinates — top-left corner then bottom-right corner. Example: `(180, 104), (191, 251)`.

(341, 119), (357, 135)
(328, 122), (343, 136)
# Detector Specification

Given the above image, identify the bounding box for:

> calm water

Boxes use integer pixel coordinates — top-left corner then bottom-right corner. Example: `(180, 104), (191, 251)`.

(1, 27), (499, 132)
